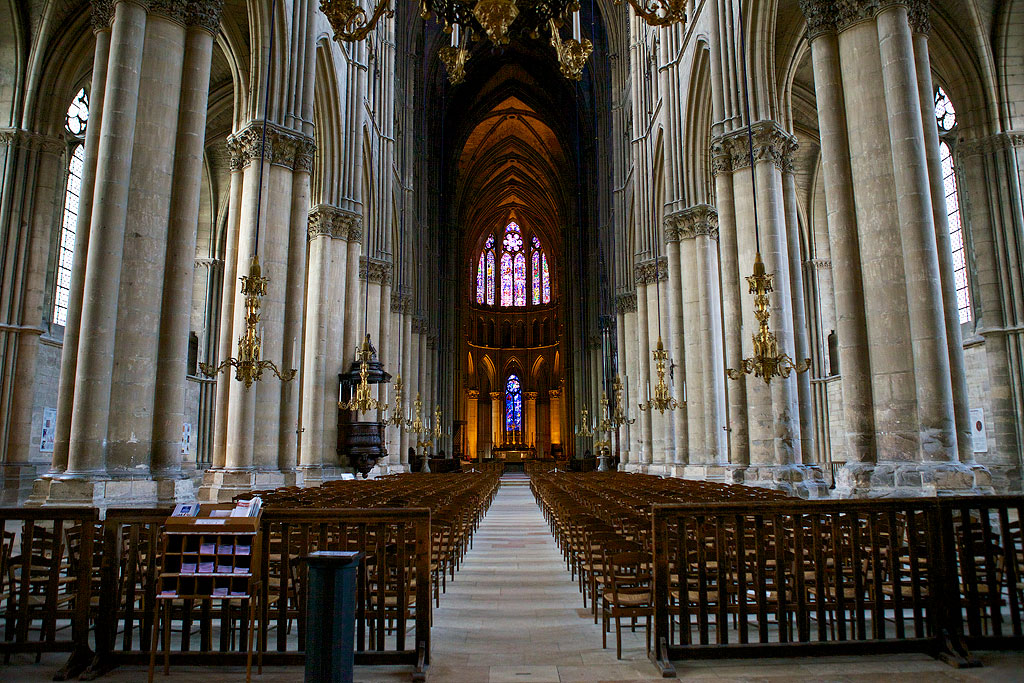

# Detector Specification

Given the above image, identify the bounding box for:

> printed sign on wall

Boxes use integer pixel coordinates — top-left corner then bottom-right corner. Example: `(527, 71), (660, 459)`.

(40, 407), (56, 453)
(970, 407), (988, 453)
(181, 422), (192, 455)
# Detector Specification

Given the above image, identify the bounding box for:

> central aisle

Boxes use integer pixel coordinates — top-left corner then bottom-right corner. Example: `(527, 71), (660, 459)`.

(421, 482), (655, 683)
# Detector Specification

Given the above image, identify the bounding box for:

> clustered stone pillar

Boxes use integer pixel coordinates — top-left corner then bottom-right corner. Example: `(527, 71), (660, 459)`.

(466, 389), (479, 460)
(298, 205), (359, 483)
(36, 0), (224, 507)
(199, 122), (315, 502)
(711, 122), (827, 498)
(798, 0), (988, 495)
(490, 391), (503, 451)
(615, 293), (638, 466)
(665, 205), (728, 480)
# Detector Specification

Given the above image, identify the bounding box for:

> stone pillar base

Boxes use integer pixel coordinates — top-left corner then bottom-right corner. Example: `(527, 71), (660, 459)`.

(726, 464), (830, 499)
(622, 462), (648, 474)
(979, 464), (1021, 494)
(294, 464), (359, 486)
(834, 461), (994, 498)
(28, 474), (194, 509)
(677, 464), (731, 482)
(0, 463), (49, 505)
(645, 463), (672, 477)
(198, 469), (296, 503)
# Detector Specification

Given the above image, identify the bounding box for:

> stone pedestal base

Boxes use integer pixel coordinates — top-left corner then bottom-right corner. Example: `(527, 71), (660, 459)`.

(645, 463), (672, 477)
(198, 469), (296, 503)
(622, 462), (649, 474)
(726, 464), (830, 499)
(834, 461), (994, 498)
(0, 463), (49, 505)
(294, 465), (358, 486)
(28, 474), (194, 508)
(677, 464), (731, 482)
(980, 464), (1021, 494)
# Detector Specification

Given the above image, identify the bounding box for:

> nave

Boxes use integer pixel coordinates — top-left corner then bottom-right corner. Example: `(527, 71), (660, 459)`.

(4, 479), (1020, 682)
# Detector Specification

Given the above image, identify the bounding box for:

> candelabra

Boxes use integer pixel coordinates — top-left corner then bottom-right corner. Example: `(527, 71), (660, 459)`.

(338, 335), (388, 414)
(639, 337), (683, 414)
(382, 374), (405, 427)
(726, 253), (810, 384)
(575, 404), (594, 438)
(199, 255), (296, 388)
(406, 393), (433, 471)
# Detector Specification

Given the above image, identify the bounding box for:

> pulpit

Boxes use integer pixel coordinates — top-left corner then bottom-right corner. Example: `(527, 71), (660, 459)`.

(337, 341), (391, 477)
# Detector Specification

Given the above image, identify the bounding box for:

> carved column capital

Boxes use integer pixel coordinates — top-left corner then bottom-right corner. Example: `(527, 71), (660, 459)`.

(187, 0), (224, 33)
(307, 204), (362, 241)
(525, 391), (539, 401)
(615, 292), (638, 314)
(467, 389), (480, 400)
(798, 0), (837, 40)
(713, 122), (798, 174)
(227, 122), (316, 173)
(91, 0), (115, 30)
(359, 257), (392, 285)
(666, 204), (719, 241)
(149, 0), (188, 24)
(548, 389), (561, 399)
(0, 128), (65, 154)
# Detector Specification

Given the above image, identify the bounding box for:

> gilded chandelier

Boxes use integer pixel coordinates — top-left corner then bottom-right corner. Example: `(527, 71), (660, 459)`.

(199, 255), (296, 388)
(639, 337), (682, 414)
(726, 253), (810, 384)
(338, 335), (388, 414)
(320, 0), (685, 84)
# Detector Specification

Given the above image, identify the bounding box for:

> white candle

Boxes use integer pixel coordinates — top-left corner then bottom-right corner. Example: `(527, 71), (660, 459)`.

(572, 11), (581, 40)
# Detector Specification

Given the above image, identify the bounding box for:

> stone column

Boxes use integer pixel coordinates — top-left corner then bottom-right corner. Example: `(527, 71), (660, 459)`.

(616, 293), (638, 465)
(399, 308), (412, 465)
(663, 223), (689, 469)
(711, 141), (749, 467)
(106, 0), (187, 480)
(151, 2), (223, 499)
(696, 213), (728, 468)
(548, 389), (562, 449)
(51, 4), (113, 477)
(910, 8), (972, 465)
(634, 266), (653, 467)
(876, 2), (957, 463)
(525, 391), (538, 448)
(801, 3), (876, 469)
(65, 0), (149, 481)
(466, 389), (479, 459)
(490, 391), (503, 449)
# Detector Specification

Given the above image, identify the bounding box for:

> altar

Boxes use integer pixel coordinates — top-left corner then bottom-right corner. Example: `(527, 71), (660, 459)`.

(492, 447), (536, 462)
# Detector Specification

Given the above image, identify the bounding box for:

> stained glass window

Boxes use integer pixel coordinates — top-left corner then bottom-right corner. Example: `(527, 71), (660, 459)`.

(486, 250), (495, 305)
(505, 374), (522, 431)
(513, 253), (526, 306)
(532, 249), (541, 305)
(476, 253), (485, 304)
(54, 88), (89, 327)
(500, 252), (513, 306)
(935, 87), (971, 324)
(541, 253), (550, 304)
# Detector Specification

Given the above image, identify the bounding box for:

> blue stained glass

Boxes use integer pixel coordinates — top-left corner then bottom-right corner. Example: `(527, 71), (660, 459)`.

(476, 253), (485, 304)
(486, 251), (495, 305)
(514, 253), (526, 306)
(505, 375), (522, 431)
(541, 253), (550, 304)
(500, 252), (513, 306)
(532, 250), (541, 305)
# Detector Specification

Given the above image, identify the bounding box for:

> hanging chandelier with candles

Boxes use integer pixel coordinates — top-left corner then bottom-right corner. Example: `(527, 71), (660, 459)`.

(319, 0), (686, 83)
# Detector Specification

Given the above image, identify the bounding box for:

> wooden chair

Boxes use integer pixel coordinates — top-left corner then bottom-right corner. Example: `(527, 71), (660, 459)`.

(601, 549), (653, 659)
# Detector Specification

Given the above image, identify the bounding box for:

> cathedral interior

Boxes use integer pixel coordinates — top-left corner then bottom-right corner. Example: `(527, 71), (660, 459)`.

(1, 0), (1024, 677)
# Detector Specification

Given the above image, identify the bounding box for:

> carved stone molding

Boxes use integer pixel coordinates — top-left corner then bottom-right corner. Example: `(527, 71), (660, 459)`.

(91, 0), (114, 30)
(957, 131), (1024, 158)
(307, 204), (361, 241)
(390, 291), (413, 314)
(0, 128), (65, 155)
(633, 257), (668, 285)
(426, 336), (437, 351)
(187, 0), (224, 33)
(710, 122), (798, 174)
(666, 204), (719, 241)
(615, 292), (638, 314)
(359, 257), (393, 285)
(802, 0), (926, 37)
(227, 122), (316, 173)
(149, 0), (187, 24)
(807, 258), (833, 270)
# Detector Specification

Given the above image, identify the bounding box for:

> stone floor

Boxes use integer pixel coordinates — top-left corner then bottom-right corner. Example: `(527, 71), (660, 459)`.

(3, 482), (1023, 682)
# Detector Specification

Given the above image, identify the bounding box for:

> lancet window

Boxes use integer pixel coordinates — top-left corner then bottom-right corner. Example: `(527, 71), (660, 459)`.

(935, 86), (972, 324)
(473, 220), (551, 307)
(53, 88), (89, 327)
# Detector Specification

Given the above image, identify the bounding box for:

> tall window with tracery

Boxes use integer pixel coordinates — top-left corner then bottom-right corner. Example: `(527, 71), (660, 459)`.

(54, 88), (89, 327)
(472, 220), (551, 308)
(935, 86), (972, 324)
(505, 374), (522, 431)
